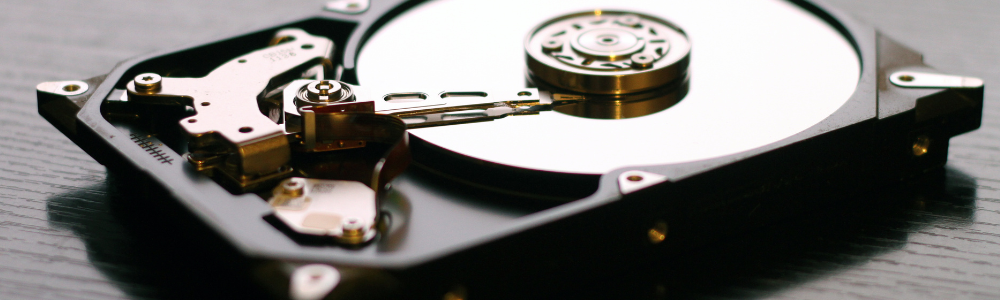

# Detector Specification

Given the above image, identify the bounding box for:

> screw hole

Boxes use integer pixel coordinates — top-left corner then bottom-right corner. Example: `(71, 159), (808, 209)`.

(517, 91), (532, 97)
(200, 102), (210, 106)
(62, 84), (80, 92)
(627, 175), (643, 182)
(898, 75), (914, 82)
(239, 127), (253, 133)
(187, 119), (197, 123)
(238, 59), (247, 63)
(301, 44), (314, 49)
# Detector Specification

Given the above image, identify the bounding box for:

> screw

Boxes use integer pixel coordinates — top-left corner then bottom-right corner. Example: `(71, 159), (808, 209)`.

(342, 218), (365, 236)
(631, 53), (655, 69)
(542, 38), (564, 52)
(134, 73), (162, 93)
(325, 0), (369, 14)
(306, 80), (345, 102)
(617, 14), (642, 27)
(912, 135), (931, 157)
(282, 178), (306, 197)
(648, 221), (668, 244)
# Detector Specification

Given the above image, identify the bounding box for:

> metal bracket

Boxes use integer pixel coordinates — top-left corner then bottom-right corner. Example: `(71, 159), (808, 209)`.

(889, 71), (984, 89)
(324, 0), (369, 15)
(282, 79), (541, 130)
(268, 178), (379, 244)
(126, 28), (334, 183)
(618, 170), (669, 194)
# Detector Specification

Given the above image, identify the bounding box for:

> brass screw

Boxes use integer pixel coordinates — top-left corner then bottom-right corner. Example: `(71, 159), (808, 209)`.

(282, 178), (306, 197)
(340, 218), (366, 244)
(912, 135), (931, 157)
(648, 221), (668, 244)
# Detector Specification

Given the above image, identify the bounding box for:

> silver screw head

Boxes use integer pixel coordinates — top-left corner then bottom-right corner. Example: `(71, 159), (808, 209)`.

(134, 73), (162, 92)
(325, 0), (369, 15)
(630, 53), (655, 69)
(617, 14), (642, 27)
(542, 38), (564, 52)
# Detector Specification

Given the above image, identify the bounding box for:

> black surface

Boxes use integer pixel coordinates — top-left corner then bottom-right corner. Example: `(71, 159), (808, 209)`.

(2, 0), (999, 299)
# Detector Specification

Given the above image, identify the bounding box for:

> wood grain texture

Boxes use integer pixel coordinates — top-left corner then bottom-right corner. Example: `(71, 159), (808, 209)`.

(0, 0), (998, 299)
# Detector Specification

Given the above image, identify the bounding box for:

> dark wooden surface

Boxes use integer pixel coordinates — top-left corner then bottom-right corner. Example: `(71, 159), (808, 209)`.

(1, 0), (999, 299)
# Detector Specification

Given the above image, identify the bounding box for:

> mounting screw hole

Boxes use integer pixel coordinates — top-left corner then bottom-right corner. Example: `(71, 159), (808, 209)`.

(301, 44), (314, 49)
(200, 102), (210, 106)
(187, 119), (197, 123)
(62, 84), (80, 92)
(898, 75), (914, 82)
(238, 59), (247, 63)
(517, 91), (532, 97)
(239, 127), (253, 133)
(627, 175), (644, 182)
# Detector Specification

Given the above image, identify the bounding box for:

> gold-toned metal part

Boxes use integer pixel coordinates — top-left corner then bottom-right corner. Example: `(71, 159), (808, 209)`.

(525, 10), (690, 94)
(126, 28), (334, 189)
(443, 285), (467, 300)
(282, 177), (307, 197)
(648, 221), (668, 244)
(547, 75), (689, 119)
(912, 135), (931, 157)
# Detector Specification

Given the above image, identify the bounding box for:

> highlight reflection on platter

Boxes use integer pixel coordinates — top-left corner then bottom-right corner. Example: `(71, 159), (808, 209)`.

(359, 0), (860, 175)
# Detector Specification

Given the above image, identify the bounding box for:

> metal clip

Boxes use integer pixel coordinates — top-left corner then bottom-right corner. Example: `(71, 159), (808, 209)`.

(269, 178), (379, 244)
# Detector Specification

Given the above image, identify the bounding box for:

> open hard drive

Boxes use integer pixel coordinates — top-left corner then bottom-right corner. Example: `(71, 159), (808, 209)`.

(35, 0), (984, 299)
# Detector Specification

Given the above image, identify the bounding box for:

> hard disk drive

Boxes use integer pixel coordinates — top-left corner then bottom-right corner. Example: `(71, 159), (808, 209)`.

(35, 0), (984, 299)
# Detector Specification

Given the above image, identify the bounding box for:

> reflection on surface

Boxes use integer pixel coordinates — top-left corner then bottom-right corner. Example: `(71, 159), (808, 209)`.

(46, 173), (271, 300)
(541, 75), (690, 120)
(46, 167), (976, 299)
(659, 168), (978, 299)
